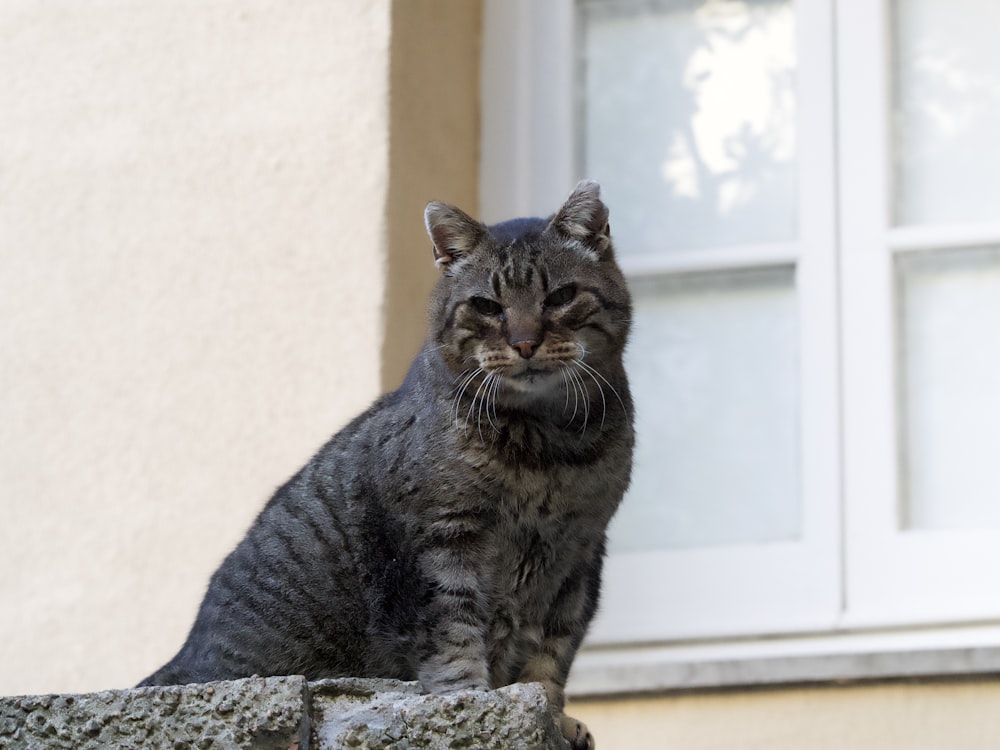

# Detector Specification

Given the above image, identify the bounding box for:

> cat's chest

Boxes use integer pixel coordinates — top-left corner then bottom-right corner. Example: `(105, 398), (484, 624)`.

(493, 476), (600, 592)
(449, 421), (622, 578)
(486, 462), (583, 525)
(468, 449), (618, 533)
(457, 428), (612, 509)
(488, 513), (596, 635)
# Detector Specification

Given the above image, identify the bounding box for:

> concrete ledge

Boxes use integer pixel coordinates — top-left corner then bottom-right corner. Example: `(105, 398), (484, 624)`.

(0, 675), (309, 750)
(310, 679), (564, 749)
(0, 677), (567, 750)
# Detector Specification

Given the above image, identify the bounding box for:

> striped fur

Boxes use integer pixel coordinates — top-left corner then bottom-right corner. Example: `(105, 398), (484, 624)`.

(139, 182), (633, 750)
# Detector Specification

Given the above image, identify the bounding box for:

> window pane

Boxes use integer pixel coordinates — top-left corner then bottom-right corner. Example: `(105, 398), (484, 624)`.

(898, 247), (1000, 530)
(892, 0), (1000, 226)
(610, 267), (801, 552)
(578, 0), (797, 254)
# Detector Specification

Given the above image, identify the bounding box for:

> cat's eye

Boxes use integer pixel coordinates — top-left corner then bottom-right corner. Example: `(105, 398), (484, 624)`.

(544, 285), (577, 308)
(469, 296), (503, 316)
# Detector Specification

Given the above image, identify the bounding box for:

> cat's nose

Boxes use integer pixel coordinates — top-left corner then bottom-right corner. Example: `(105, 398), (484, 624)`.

(511, 339), (539, 358)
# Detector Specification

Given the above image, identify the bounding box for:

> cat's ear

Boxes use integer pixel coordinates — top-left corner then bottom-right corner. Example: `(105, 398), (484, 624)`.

(548, 180), (612, 260)
(424, 202), (486, 272)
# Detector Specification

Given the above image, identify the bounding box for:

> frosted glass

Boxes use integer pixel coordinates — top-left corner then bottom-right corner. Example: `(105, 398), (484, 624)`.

(898, 247), (1000, 530)
(892, 0), (1000, 226)
(610, 268), (800, 552)
(579, 0), (797, 254)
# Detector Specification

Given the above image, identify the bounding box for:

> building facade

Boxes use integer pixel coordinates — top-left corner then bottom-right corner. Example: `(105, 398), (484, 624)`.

(3, 1), (1000, 747)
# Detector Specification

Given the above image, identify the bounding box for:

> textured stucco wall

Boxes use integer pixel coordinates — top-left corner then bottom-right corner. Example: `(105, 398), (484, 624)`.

(381, 0), (481, 391)
(0, 0), (479, 696)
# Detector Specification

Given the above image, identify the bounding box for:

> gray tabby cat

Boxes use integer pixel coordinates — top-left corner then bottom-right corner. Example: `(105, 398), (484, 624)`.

(139, 181), (634, 750)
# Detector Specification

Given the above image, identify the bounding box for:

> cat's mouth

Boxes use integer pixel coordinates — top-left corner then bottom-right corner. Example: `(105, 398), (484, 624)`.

(508, 361), (566, 380)
(516, 366), (550, 378)
(500, 363), (564, 393)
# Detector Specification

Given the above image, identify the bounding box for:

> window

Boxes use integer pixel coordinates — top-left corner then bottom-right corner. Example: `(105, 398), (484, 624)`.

(840, 0), (1000, 628)
(481, 0), (1000, 689)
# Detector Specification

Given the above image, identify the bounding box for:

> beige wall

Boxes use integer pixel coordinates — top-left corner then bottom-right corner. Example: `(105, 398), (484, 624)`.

(382, 0), (481, 390)
(0, 0), (478, 695)
(570, 680), (1000, 750)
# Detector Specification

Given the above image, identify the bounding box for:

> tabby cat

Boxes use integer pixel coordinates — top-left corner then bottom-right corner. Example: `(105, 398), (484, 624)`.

(139, 181), (634, 750)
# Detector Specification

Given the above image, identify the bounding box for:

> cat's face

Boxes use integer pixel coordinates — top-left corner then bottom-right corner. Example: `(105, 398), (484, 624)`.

(425, 182), (631, 410)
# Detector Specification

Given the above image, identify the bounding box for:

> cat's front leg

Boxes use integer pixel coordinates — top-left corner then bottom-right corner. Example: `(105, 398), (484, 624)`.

(519, 629), (596, 750)
(416, 534), (494, 693)
(518, 557), (602, 750)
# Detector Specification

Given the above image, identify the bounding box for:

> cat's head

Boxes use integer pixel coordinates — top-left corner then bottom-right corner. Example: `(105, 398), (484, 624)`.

(424, 181), (631, 408)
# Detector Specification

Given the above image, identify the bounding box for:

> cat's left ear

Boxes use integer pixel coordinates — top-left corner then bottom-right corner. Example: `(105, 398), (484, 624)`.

(548, 180), (612, 260)
(424, 202), (487, 272)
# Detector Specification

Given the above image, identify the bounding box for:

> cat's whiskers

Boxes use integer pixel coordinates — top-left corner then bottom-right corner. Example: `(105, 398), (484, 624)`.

(559, 368), (571, 416)
(486, 371), (503, 434)
(452, 363), (508, 440)
(464, 370), (490, 434)
(573, 356), (630, 428)
(566, 370), (580, 427)
(557, 360), (583, 429)
(570, 364), (591, 434)
(475, 371), (496, 442)
(449, 357), (480, 384)
(572, 361), (605, 430)
(452, 367), (480, 406)
(452, 367), (484, 426)
(453, 366), (479, 389)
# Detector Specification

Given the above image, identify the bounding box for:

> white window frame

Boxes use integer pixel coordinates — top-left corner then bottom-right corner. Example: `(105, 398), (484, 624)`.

(838, 0), (1000, 630)
(481, 0), (1000, 693)
(483, 0), (840, 644)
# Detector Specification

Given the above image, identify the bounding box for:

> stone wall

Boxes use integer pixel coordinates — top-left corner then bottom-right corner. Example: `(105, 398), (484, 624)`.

(0, 677), (567, 750)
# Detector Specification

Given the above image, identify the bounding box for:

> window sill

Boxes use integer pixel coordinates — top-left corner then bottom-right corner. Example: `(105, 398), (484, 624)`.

(567, 623), (1000, 698)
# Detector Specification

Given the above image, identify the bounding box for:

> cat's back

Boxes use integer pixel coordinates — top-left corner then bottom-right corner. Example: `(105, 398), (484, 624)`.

(141, 378), (440, 686)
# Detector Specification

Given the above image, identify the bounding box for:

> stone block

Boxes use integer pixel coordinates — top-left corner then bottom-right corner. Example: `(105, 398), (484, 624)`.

(0, 675), (308, 750)
(0, 677), (567, 750)
(310, 678), (565, 749)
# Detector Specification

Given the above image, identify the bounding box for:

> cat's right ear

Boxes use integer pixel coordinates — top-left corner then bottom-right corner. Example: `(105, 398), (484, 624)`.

(424, 202), (486, 272)
(549, 180), (612, 261)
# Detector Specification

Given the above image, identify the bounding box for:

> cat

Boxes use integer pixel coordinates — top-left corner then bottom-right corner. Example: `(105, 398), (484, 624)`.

(138, 181), (634, 750)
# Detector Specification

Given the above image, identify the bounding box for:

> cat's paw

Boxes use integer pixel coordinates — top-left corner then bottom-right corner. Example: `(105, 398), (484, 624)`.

(420, 676), (491, 695)
(419, 662), (491, 695)
(560, 714), (595, 750)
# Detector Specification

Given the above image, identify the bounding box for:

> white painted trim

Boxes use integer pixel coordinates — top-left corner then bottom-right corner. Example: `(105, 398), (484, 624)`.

(480, 0), (532, 221)
(889, 222), (1000, 253)
(480, 0), (575, 223)
(569, 623), (1000, 696)
(617, 243), (799, 277)
(837, 0), (1000, 629)
(791, 0), (843, 635)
